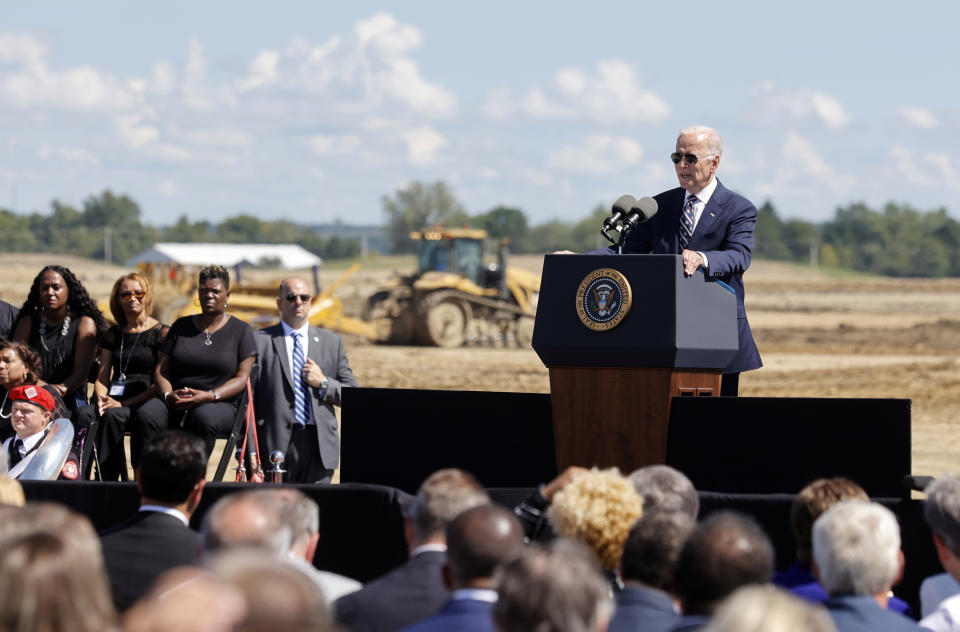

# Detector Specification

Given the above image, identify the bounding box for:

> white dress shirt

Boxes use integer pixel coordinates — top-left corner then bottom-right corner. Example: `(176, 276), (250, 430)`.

(683, 176), (718, 269)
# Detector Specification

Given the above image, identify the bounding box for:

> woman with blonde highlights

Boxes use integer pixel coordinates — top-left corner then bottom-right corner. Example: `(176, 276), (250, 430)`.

(75, 272), (168, 479)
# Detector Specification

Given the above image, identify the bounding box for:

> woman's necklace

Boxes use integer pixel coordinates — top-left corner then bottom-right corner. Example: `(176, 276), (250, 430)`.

(0, 390), (9, 419)
(38, 312), (71, 352)
(202, 313), (226, 346)
(117, 327), (144, 382)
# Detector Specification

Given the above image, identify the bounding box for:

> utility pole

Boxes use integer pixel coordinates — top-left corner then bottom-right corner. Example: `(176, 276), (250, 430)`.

(104, 226), (112, 263)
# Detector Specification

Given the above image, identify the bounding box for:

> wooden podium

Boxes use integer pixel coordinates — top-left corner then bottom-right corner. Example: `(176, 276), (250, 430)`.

(532, 254), (738, 473)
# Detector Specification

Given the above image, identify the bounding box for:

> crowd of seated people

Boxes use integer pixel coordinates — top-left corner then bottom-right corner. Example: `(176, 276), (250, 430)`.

(6, 448), (960, 632)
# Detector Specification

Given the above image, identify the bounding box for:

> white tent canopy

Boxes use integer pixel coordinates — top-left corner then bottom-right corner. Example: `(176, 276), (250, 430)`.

(126, 243), (323, 269)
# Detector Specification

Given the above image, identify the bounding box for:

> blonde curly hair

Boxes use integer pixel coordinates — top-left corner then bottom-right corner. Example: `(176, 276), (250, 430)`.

(547, 467), (643, 571)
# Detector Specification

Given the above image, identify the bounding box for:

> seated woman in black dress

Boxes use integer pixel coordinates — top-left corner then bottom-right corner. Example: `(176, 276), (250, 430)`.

(12, 265), (107, 410)
(75, 272), (168, 480)
(132, 265), (256, 462)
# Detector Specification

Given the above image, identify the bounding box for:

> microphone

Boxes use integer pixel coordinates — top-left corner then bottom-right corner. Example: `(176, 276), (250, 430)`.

(621, 196), (659, 232)
(601, 195), (638, 244)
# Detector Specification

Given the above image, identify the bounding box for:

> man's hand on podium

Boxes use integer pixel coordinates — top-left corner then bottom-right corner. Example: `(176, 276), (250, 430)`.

(681, 249), (704, 276)
(552, 250), (576, 254)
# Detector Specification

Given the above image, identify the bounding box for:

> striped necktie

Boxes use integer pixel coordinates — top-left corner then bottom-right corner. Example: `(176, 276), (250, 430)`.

(679, 194), (699, 250)
(291, 332), (308, 427)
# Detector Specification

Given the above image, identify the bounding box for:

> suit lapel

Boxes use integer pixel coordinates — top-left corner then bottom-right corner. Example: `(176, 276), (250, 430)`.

(272, 327), (293, 388)
(692, 180), (727, 242)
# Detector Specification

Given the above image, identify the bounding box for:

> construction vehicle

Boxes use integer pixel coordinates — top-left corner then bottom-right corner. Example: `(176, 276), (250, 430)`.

(363, 227), (540, 347)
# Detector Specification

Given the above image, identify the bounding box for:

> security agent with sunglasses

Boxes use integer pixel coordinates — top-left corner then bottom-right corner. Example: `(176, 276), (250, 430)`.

(253, 277), (358, 483)
(590, 125), (761, 394)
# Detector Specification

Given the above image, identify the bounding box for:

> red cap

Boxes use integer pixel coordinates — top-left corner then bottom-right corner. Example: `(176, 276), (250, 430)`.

(9, 384), (55, 413)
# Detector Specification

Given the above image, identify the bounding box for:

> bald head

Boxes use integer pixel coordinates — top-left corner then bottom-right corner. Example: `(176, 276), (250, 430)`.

(202, 490), (291, 556)
(446, 504), (524, 588)
(277, 277), (312, 328)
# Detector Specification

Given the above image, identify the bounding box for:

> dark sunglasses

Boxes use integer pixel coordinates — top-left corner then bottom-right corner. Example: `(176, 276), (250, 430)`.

(119, 290), (146, 300)
(670, 152), (715, 165)
(285, 293), (311, 303)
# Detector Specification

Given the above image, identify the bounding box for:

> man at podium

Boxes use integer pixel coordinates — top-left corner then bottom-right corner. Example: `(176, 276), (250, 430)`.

(589, 125), (762, 395)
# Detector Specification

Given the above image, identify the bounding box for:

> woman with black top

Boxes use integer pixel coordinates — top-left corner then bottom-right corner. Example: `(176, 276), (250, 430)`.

(131, 265), (256, 461)
(12, 265), (107, 411)
(75, 272), (168, 480)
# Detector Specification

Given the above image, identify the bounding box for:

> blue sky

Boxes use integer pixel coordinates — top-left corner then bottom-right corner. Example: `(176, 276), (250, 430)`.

(0, 1), (955, 226)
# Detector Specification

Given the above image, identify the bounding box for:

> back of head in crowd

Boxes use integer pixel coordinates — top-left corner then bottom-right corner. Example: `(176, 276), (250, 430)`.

(629, 464), (699, 519)
(621, 509), (695, 593)
(138, 431), (207, 505)
(0, 475), (24, 507)
(272, 487), (321, 561)
(208, 549), (330, 632)
(547, 466), (643, 572)
(812, 500), (902, 597)
(924, 475), (960, 567)
(703, 585), (838, 632)
(446, 504), (524, 588)
(493, 539), (613, 632)
(791, 477), (868, 566)
(410, 468), (490, 543)
(674, 510), (774, 616)
(0, 507), (116, 632)
(202, 489), (290, 556)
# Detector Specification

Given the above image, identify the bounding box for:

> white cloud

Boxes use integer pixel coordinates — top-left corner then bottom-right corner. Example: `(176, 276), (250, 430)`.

(896, 105), (938, 129)
(0, 60), (141, 111)
(236, 50), (280, 92)
(755, 131), (855, 196)
(399, 126), (447, 165)
(484, 60), (670, 124)
(0, 33), (46, 67)
(37, 145), (99, 165)
(888, 146), (935, 187)
(924, 153), (960, 190)
(182, 39), (212, 110)
(519, 168), (552, 186)
(547, 135), (644, 174)
(308, 134), (362, 156)
(159, 180), (177, 195)
(117, 113), (159, 147)
(181, 129), (252, 148)
(751, 82), (852, 130)
(151, 61), (176, 94)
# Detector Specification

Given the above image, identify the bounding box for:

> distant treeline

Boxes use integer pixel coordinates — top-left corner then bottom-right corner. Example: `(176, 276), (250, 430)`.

(0, 191), (361, 265)
(3, 186), (959, 278)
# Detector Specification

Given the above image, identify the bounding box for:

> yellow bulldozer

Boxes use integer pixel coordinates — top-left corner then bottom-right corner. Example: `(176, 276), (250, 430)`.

(363, 227), (540, 347)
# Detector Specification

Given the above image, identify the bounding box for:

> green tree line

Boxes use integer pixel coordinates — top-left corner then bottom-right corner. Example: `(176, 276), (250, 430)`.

(385, 181), (960, 278)
(0, 191), (360, 264)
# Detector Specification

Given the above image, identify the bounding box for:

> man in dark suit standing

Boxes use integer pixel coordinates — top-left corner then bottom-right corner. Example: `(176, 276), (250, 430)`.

(589, 125), (762, 395)
(99, 431), (206, 611)
(398, 504), (524, 632)
(254, 276), (358, 483)
(335, 468), (491, 632)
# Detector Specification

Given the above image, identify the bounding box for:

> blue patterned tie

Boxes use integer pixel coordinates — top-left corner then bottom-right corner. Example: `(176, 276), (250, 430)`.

(679, 194), (698, 250)
(291, 332), (308, 427)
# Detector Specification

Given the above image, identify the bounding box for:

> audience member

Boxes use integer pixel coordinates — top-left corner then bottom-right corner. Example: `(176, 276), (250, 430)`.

(919, 475), (960, 630)
(122, 566), (247, 632)
(133, 264), (256, 461)
(398, 504), (525, 632)
(493, 539), (613, 632)
(0, 504), (117, 632)
(76, 271), (168, 480)
(0, 298), (18, 341)
(0, 340), (67, 428)
(335, 468), (491, 632)
(702, 585), (836, 632)
(629, 464), (700, 519)
(812, 501), (917, 632)
(673, 511), (774, 630)
(2, 384), (58, 479)
(273, 487), (362, 604)
(0, 474), (23, 506)
(201, 488), (291, 556)
(513, 465), (587, 541)
(609, 510), (695, 632)
(922, 574), (960, 619)
(254, 276), (358, 483)
(547, 466), (643, 579)
(99, 430), (206, 611)
(777, 478), (914, 617)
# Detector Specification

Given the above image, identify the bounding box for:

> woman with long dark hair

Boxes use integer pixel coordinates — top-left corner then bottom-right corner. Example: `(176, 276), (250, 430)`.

(131, 265), (256, 463)
(0, 341), (67, 439)
(12, 265), (108, 410)
(75, 272), (168, 480)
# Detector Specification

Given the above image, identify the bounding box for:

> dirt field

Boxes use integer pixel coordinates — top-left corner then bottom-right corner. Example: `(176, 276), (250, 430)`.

(3, 253), (958, 479)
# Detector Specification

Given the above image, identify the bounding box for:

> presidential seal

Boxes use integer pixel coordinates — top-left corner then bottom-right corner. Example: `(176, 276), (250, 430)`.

(576, 268), (632, 331)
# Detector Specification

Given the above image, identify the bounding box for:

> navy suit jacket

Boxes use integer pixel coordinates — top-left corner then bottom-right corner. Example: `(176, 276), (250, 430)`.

(99, 510), (199, 612)
(609, 585), (680, 632)
(397, 598), (495, 632)
(826, 595), (919, 632)
(334, 550), (449, 632)
(596, 180), (762, 373)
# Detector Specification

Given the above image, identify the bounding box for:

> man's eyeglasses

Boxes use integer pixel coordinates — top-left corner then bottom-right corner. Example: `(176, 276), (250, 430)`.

(285, 293), (311, 304)
(119, 290), (146, 300)
(671, 152), (716, 165)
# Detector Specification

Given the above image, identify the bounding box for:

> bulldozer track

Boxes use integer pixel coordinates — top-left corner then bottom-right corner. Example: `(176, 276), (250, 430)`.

(417, 289), (528, 317)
